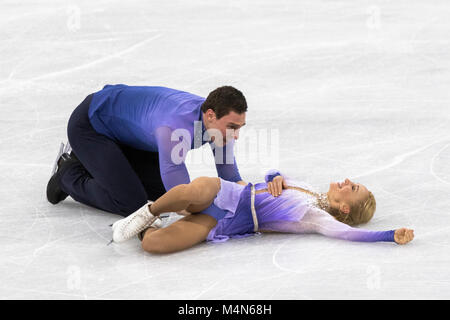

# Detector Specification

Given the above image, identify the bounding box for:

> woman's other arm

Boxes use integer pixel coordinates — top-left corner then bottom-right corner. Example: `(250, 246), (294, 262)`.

(269, 207), (414, 244)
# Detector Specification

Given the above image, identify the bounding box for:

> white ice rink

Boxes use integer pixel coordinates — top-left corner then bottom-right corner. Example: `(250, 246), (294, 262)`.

(1, 0), (450, 299)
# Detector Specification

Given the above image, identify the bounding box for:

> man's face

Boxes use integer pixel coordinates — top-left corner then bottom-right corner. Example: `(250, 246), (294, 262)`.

(203, 109), (246, 146)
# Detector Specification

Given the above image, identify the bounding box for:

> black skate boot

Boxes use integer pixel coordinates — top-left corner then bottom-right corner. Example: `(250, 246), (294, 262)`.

(46, 143), (79, 205)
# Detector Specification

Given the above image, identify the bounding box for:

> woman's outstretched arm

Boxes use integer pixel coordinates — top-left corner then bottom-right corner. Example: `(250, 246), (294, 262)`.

(301, 207), (414, 244)
(261, 207), (414, 245)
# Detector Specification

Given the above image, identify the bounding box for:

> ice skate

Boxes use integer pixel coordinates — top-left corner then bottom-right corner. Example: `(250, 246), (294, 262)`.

(46, 142), (79, 204)
(111, 201), (163, 243)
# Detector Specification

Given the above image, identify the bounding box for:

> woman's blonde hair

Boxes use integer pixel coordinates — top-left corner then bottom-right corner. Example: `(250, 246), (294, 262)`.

(328, 191), (376, 226)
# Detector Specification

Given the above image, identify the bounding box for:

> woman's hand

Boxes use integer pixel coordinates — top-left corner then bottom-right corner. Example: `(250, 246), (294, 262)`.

(394, 228), (414, 245)
(267, 175), (288, 197)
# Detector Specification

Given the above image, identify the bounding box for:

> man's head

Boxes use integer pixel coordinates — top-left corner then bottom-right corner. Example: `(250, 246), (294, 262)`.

(201, 86), (247, 146)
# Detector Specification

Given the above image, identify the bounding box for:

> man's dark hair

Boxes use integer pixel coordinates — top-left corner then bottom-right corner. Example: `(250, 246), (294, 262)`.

(201, 86), (247, 119)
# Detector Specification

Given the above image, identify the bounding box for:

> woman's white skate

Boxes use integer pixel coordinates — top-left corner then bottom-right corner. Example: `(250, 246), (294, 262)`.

(111, 201), (162, 243)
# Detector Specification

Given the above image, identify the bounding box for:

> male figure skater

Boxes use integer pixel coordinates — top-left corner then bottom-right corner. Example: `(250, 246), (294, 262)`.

(46, 84), (247, 221)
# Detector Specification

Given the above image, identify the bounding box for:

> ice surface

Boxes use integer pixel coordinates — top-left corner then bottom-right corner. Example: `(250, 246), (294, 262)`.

(1, 0), (450, 299)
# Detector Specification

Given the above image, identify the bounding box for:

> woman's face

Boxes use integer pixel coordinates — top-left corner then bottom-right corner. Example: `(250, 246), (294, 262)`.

(327, 179), (369, 214)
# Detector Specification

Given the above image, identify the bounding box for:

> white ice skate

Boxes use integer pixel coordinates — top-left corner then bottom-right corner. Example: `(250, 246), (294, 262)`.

(111, 201), (162, 243)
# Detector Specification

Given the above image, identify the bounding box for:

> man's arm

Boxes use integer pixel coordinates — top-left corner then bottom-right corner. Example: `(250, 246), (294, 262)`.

(155, 126), (191, 191)
(210, 139), (243, 182)
(155, 126), (229, 221)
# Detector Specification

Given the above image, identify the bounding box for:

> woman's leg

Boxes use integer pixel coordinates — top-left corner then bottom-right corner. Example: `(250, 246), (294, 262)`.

(142, 177), (221, 254)
(141, 214), (217, 254)
(149, 177), (221, 216)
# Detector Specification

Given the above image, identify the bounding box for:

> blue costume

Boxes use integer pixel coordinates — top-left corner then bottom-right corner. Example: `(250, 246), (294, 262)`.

(60, 85), (242, 217)
(88, 84), (242, 191)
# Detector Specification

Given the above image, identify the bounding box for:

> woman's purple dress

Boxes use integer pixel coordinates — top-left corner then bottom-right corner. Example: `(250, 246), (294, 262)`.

(207, 170), (395, 243)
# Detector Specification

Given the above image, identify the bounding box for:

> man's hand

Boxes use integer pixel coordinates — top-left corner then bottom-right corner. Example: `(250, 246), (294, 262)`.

(267, 175), (288, 197)
(394, 228), (414, 245)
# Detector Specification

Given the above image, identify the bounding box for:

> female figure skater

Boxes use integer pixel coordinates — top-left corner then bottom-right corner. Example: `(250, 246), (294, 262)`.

(111, 170), (414, 254)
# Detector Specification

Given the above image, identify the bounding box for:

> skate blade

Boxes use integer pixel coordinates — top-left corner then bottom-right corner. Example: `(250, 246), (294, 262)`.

(108, 216), (167, 228)
(63, 141), (72, 155)
(50, 142), (65, 177)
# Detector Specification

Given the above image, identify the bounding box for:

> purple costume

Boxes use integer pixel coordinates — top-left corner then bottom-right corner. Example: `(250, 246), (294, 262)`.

(207, 170), (395, 243)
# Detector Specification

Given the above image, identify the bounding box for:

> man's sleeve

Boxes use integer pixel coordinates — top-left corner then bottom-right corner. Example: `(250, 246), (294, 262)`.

(264, 169), (282, 183)
(156, 126), (229, 221)
(210, 139), (242, 182)
(155, 126), (191, 191)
